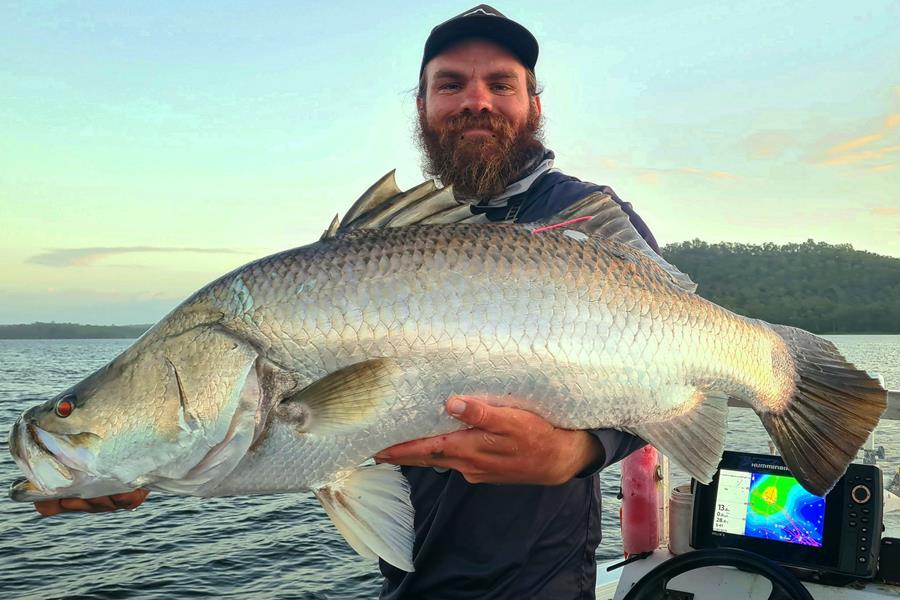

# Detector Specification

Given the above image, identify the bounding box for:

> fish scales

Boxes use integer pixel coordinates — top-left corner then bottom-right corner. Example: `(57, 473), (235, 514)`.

(192, 224), (787, 493)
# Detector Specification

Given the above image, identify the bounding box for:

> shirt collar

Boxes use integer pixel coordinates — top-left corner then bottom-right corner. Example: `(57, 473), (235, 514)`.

(443, 147), (557, 208)
(475, 147), (556, 207)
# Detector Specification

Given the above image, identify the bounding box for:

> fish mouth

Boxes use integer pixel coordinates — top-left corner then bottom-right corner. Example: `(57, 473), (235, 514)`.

(7, 417), (102, 502)
(9, 477), (42, 502)
(26, 423), (56, 459)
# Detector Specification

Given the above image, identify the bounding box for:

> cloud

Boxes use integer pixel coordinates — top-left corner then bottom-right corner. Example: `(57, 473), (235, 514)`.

(871, 207), (899, 215)
(814, 88), (900, 168)
(28, 246), (248, 267)
(598, 157), (625, 170)
(637, 171), (660, 185)
(636, 166), (738, 183)
(674, 167), (738, 180)
(827, 134), (883, 155)
(743, 131), (795, 160)
(602, 156), (739, 184)
(820, 145), (900, 166)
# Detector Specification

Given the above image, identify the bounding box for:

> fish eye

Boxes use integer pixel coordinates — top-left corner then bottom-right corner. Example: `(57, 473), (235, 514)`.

(55, 395), (75, 418)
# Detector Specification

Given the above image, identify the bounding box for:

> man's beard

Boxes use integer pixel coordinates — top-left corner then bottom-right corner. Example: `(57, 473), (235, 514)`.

(416, 104), (544, 201)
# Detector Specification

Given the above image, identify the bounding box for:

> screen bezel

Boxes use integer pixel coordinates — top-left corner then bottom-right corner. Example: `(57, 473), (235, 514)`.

(691, 451), (845, 570)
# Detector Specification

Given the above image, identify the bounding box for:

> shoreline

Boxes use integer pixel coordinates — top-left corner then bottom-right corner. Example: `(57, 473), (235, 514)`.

(0, 323), (152, 340)
(1, 330), (898, 341)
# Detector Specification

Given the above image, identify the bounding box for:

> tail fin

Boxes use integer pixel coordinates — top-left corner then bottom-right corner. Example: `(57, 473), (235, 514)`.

(760, 324), (886, 496)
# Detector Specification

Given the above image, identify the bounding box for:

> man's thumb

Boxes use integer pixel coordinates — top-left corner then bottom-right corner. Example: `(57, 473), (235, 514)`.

(446, 396), (489, 427)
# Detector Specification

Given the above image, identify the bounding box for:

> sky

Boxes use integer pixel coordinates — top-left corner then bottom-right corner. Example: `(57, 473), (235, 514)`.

(1, 1), (898, 325)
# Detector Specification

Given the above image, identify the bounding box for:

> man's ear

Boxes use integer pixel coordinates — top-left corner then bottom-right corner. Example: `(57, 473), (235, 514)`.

(416, 96), (425, 115)
(533, 95), (542, 117)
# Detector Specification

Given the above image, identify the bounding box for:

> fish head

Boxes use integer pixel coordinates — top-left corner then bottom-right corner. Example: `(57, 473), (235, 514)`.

(9, 313), (268, 502)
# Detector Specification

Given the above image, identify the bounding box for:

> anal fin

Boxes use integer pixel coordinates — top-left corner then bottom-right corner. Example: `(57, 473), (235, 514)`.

(315, 464), (415, 572)
(630, 392), (728, 484)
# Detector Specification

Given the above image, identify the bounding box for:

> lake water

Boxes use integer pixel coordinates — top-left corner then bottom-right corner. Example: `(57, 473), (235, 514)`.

(0, 336), (897, 599)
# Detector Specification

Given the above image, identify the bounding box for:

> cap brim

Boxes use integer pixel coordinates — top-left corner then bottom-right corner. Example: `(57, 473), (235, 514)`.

(421, 15), (538, 75)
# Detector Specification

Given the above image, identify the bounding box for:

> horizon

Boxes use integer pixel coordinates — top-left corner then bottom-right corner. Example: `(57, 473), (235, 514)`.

(1, 1), (898, 325)
(3, 236), (896, 327)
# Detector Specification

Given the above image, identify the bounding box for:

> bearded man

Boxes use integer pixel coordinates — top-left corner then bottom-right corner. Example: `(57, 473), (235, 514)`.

(372, 6), (657, 599)
(33, 5), (657, 599)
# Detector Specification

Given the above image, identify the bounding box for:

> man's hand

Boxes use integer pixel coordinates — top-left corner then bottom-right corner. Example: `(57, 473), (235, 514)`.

(374, 396), (605, 485)
(33, 489), (149, 517)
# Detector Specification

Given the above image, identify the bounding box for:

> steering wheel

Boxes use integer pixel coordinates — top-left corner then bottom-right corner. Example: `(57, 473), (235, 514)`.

(621, 548), (814, 600)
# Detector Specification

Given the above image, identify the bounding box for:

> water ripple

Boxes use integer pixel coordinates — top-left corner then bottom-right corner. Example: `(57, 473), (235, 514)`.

(0, 337), (896, 597)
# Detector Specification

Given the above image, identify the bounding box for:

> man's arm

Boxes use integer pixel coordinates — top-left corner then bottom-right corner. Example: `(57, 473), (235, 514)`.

(577, 429), (647, 477)
(375, 396), (611, 485)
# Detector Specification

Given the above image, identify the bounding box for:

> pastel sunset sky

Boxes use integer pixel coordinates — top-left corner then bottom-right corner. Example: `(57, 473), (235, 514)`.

(2, 1), (898, 324)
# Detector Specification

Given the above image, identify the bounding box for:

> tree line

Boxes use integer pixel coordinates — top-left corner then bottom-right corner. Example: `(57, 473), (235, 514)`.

(0, 322), (151, 339)
(662, 239), (900, 333)
(2, 240), (898, 338)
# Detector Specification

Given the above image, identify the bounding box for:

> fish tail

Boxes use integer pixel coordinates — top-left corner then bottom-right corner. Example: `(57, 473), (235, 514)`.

(759, 324), (886, 496)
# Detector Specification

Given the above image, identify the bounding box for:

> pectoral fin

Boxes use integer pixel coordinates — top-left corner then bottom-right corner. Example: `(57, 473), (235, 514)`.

(276, 358), (401, 435)
(315, 464), (415, 572)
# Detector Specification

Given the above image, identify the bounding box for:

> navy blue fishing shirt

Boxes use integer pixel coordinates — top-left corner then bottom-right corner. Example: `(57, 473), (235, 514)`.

(379, 166), (656, 600)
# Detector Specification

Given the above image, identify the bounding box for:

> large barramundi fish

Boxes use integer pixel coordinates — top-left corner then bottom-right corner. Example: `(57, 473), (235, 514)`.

(8, 173), (887, 571)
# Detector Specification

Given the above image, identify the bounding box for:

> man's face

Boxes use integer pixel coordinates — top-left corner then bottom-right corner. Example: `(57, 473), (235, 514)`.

(417, 38), (544, 200)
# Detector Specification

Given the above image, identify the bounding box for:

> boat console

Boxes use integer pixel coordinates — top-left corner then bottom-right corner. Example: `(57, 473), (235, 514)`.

(600, 389), (900, 599)
(691, 451), (884, 582)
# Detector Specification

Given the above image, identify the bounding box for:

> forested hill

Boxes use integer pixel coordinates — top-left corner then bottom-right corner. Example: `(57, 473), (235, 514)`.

(662, 240), (900, 333)
(0, 323), (151, 339)
(2, 240), (898, 338)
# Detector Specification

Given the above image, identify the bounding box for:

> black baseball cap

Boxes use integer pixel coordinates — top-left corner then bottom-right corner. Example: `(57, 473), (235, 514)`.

(420, 4), (539, 76)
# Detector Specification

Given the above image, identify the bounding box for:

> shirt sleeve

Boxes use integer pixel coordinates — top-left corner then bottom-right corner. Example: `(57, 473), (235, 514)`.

(577, 429), (648, 478)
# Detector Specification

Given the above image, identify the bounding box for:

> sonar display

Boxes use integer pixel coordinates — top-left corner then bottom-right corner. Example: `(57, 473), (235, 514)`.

(713, 469), (826, 548)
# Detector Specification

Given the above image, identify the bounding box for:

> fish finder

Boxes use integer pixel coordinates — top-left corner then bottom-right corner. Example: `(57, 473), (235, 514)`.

(691, 451), (883, 581)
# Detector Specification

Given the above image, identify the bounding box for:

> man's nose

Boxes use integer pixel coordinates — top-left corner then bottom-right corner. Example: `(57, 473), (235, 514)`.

(459, 83), (492, 113)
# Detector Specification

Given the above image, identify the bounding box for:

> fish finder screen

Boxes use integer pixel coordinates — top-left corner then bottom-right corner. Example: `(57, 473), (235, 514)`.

(712, 469), (826, 547)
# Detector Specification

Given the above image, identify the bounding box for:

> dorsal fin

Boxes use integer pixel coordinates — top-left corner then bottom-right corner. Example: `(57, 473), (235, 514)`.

(342, 170), (403, 225)
(349, 180), (439, 229)
(320, 214), (340, 240)
(328, 171), (488, 236)
(383, 187), (468, 226)
(323, 173), (695, 294)
(531, 192), (697, 293)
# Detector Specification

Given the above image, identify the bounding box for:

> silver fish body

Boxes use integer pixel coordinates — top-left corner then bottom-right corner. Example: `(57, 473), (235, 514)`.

(203, 224), (787, 494)
(8, 178), (887, 572)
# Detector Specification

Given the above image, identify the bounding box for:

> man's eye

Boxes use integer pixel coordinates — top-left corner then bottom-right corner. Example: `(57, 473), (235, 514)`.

(491, 84), (514, 93)
(438, 83), (461, 92)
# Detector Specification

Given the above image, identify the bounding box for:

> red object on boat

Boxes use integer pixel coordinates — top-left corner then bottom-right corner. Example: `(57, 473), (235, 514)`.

(620, 445), (660, 556)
